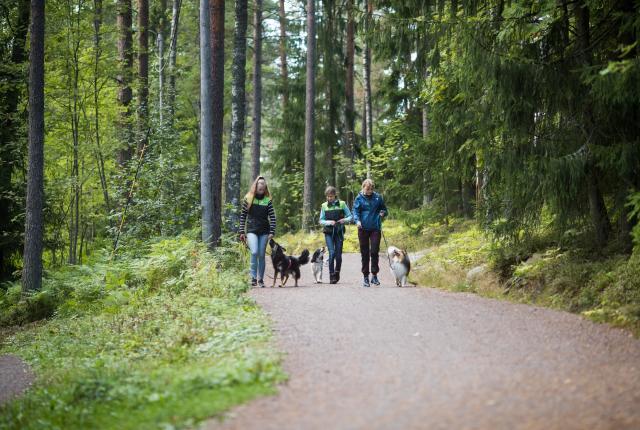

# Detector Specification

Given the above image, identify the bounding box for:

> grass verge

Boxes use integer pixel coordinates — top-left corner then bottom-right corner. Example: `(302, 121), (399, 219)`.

(0, 235), (284, 429)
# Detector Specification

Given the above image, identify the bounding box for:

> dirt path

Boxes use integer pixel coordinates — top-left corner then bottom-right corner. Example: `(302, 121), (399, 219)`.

(0, 354), (33, 405)
(205, 253), (640, 430)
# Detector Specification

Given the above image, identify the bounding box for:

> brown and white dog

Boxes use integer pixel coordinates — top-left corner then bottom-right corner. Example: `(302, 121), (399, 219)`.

(387, 246), (411, 287)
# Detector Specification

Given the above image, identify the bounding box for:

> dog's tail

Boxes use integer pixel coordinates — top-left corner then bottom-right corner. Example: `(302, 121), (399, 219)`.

(298, 249), (310, 265)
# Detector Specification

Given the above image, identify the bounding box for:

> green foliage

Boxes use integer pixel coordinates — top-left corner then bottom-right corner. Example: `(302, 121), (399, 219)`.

(0, 235), (284, 429)
(627, 191), (640, 249)
(506, 248), (640, 334)
(0, 0), (28, 281)
(360, 211), (640, 335)
(365, 0), (639, 250)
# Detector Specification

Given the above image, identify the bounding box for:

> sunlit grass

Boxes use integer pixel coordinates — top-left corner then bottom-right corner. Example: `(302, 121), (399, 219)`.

(0, 236), (284, 429)
(280, 211), (640, 336)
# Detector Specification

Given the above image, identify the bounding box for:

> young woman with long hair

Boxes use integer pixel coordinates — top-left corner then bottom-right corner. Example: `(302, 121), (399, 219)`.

(239, 176), (276, 287)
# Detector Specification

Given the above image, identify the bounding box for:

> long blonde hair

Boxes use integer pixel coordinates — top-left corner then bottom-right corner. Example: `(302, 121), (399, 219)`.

(244, 176), (271, 210)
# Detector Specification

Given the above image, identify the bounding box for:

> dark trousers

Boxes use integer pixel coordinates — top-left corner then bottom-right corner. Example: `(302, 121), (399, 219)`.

(324, 233), (343, 274)
(358, 229), (381, 276)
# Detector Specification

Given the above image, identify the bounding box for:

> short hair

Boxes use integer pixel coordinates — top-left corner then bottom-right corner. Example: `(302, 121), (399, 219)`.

(362, 179), (374, 189)
(324, 186), (337, 196)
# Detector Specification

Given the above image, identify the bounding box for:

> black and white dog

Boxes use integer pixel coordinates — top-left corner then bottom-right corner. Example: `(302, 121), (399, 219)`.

(310, 247), (325, 283)
(387, 246), (411, 287)
(269, 239), (310, 287)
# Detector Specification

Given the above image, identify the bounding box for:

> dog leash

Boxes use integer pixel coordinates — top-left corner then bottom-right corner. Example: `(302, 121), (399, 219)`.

(380, 225), (393, 267)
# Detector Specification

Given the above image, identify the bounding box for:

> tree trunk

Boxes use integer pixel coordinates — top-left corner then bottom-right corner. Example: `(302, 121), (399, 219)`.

(116, 0), (134, 167)
(168, 0), (182, 125)
(361, 87), (367, 171)
(302, 0), (316, 230)
(69, 30), (81, 265)
(78, 222), (88, 265)
(324, 0), (337, 187)
(461, 178), (474, 219)
(200, 0), (214, 245)
(363, 0), (373, 179)
(615, 190), (633, 253)
(137, 0), (149, 151)
(422, 104), (432, 206)
(93, 0), (110, 212)
(575, 0), (612, 247)
(23, 0), (45, 293)
(278, 0), (288, 109)
(251, 0), (263, 180)
(586, 162), (612, 247)
(157, 0), (167, 125)
(225, 0), (248, 232)
(209, 0), (224, 245)
(345, 0), (355, 187)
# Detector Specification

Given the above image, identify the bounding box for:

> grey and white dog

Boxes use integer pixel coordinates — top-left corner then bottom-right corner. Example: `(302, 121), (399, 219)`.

(311, 247), (325, 283)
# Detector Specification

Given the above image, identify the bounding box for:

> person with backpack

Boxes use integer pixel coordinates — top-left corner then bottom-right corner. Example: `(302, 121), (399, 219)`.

(352, 179), (388, 287)
(239, 176), (276, 287)
(319, 186), (352, 284)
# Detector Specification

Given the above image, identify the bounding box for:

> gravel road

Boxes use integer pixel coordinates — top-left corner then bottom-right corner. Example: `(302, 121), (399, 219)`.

(0, 354), (33, 405)
(206, 253), (640, 430)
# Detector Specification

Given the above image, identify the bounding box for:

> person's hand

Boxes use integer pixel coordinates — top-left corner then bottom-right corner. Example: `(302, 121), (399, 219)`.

(328, 220), (336, 226)
(357, 221), (362, 229)
(379, 211), (385, 218)
(337, 219), (345, 224)
(239, 233), (246, 243)
(268, 234), (274, 241)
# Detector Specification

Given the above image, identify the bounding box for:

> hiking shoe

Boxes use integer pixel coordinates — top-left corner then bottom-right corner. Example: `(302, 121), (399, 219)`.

(363, 276), (370, 287)
(258, 279), (265, 288)
(329, 273), (337, 284)
(251, 278), (257, 287)
(335, 271), (340, 283)
(371, 275), (380, 286)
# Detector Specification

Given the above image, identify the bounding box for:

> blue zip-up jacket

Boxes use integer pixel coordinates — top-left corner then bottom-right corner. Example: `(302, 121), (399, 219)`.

(352, 191), (388, 231)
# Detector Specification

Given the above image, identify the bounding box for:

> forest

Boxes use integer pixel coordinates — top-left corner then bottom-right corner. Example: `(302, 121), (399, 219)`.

(1, 0), (639, 428)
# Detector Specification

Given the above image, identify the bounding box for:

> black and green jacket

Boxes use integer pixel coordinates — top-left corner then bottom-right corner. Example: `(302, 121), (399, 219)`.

(319, 199), (353, 235)
(239, 196), (276, 235)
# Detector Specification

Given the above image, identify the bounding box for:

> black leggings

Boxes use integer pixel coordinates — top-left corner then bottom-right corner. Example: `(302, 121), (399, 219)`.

(358, 229), (381, 276)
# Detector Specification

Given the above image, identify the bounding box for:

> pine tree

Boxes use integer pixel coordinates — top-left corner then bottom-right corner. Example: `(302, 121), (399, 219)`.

(250, 0), (263, 181)
(22, 0), (45, 293)
(200, 0), (214, 245)
(225, 0), (248, 232)
(302, 0), (316, 230)
(209, 0), (224, 245)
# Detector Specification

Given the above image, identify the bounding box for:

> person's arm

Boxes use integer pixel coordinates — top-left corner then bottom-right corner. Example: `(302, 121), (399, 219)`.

(239, 199), (248, 240)
(353, 197), (361, 227)
(379, 196), (389, 218)
(267, 200), (276, 236)
(340, 201), (353, 223)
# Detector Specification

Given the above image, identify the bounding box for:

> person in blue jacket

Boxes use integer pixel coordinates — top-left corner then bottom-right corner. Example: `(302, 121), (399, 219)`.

(319, 186), (353, 284)
(352, 179), (388, 287)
